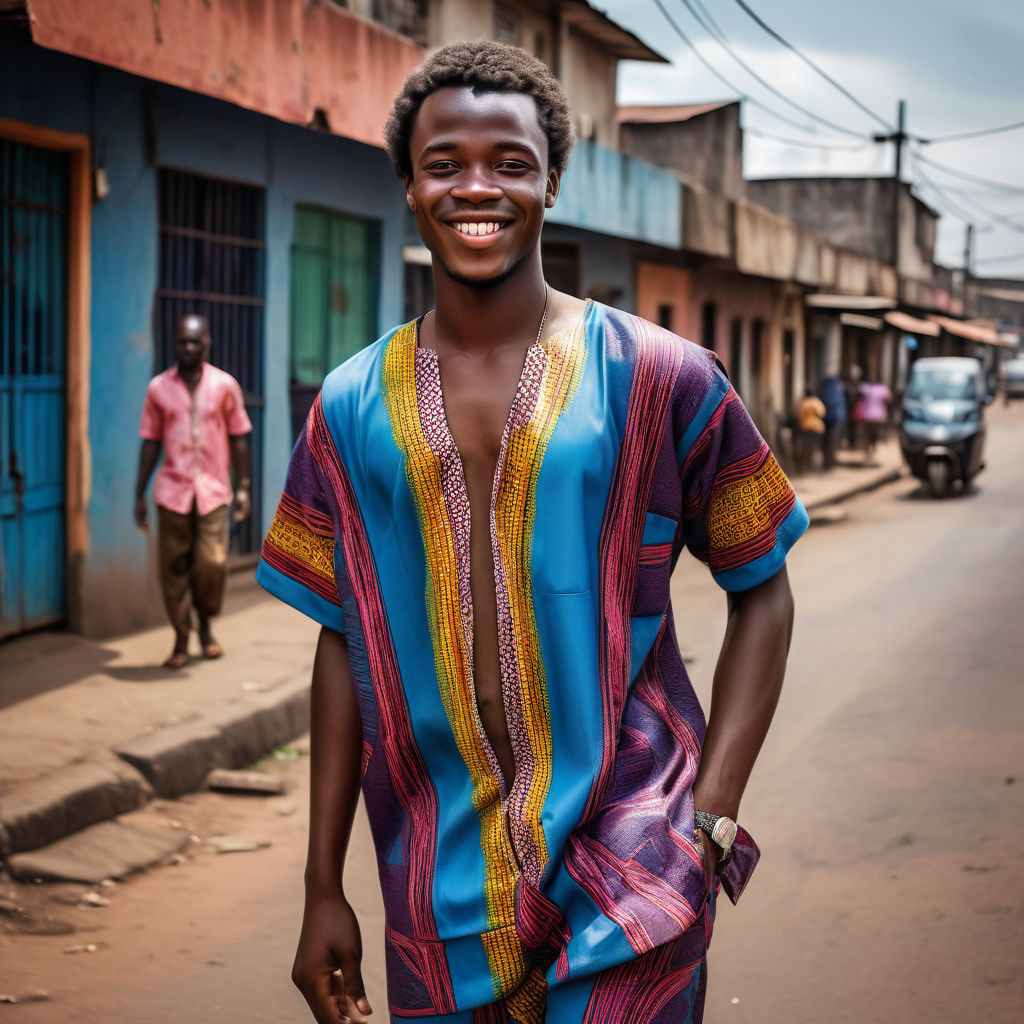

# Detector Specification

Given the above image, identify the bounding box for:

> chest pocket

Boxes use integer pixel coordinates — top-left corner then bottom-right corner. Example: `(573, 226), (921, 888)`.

(632, 510), (678, 618)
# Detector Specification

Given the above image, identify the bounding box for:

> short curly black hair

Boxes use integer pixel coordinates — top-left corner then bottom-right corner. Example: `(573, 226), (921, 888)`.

(384, 40), (575, 180)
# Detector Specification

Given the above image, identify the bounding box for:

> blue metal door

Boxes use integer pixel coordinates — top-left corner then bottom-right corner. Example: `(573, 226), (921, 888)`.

(1, 140), (68, 638)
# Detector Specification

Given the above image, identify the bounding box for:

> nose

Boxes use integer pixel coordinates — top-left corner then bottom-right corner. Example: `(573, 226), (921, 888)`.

(449, 164), (502, 203)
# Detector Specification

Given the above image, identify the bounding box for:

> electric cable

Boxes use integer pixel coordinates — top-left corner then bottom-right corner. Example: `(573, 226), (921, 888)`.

(914, 151), (1024, 194)
(676, 0), (871, 138)
(650, 0), (840, 137)
(909, 152), (986, 226)
(915, 119), (1024, 144)
(728, 0), (892, 131)
(911, 153), (1024, 243)
(745, 127), (870, 151)
(974, 250), (1024, 265)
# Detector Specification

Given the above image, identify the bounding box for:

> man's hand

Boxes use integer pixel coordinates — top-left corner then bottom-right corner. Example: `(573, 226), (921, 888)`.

(695, 829), (720, 893)
(233, 488), (251, 523)
(292, 894), (372, 1024)
(134, 496), (149, 532)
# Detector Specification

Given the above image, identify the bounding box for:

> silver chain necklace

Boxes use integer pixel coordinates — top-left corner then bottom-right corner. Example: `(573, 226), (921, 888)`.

(534, 283), (551, 348)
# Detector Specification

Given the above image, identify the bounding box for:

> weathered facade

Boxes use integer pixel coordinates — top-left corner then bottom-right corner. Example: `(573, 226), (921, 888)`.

(0, 0), (422, 638)
(618, 102), (745, 200)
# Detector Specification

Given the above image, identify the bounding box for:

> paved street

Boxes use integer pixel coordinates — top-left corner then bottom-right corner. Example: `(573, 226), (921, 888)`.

(2, 406), (1023, 1022)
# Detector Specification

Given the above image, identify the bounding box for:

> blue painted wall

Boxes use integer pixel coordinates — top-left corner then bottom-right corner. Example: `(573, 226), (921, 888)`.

(0, 36), (407, 636)
(548, 140), (683, 250)
(0, 37), (681, 638)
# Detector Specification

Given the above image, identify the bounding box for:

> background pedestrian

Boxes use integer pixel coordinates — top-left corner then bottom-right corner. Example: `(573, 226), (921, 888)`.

(134, 314), (252, 668)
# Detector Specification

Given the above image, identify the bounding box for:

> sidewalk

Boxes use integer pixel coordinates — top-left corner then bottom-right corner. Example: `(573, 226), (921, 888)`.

(788, 433), (905, 517)
(0, 439), (905, 877)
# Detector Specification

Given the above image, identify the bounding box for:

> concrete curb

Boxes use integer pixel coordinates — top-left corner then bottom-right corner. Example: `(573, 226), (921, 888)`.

(802, 468), (905, 516)
(0, 671), (310, 864)
(0, 757), (152, 858)
(115, 673), (310, 798)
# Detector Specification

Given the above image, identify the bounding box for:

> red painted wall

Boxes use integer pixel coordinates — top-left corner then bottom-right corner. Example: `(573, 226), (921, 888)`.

(27, 0), (423, 149)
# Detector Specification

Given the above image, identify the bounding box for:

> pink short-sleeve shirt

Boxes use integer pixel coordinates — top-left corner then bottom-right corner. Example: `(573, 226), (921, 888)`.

(138, 363), (252, 516)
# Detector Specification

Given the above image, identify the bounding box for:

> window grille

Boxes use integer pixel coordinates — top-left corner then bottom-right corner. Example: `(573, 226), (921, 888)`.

(156, 168), (265, 557)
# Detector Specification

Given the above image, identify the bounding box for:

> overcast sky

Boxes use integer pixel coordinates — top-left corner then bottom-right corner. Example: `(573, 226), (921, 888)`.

(599, 0), (1024, 279)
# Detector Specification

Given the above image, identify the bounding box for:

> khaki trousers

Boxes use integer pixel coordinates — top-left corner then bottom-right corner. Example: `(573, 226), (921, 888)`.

(157, 504), (229, 642)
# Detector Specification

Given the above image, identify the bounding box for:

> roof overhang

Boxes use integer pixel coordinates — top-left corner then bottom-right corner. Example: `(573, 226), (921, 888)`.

(928, 315), (1011, 347)
(805, 294), (897, 311)
(560, 1), (669, 63)
(616, 101), (734, 125)
(884, 310), (941, 337)
(840, 313), (883, 331)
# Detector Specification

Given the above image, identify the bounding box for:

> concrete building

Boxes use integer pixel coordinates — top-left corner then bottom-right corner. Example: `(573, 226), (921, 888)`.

(0, 0), (422, 638)
(618, 102), (744, 200)
(0, 0), (685, 640)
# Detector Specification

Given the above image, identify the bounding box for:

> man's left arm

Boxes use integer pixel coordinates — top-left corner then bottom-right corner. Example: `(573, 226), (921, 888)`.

(223, 377), (253, 522)
(230, 433), (251, 522)
(692, 564), (794, 827)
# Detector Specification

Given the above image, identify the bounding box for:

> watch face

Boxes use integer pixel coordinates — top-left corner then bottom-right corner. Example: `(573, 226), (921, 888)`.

(712, 817), (738, 850)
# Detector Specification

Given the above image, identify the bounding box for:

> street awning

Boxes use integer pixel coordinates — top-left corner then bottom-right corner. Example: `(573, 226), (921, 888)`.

(402, 245), (432, 267)
(805, 294), (897, 310)
(840, 313), (883, 331)
(927, 315), (1011, 347)
(884, 311), (941, 337)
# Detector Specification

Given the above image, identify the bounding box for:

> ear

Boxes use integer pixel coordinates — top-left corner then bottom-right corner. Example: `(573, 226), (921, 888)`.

(405, 175), (416, 213)
(544, 167), (560, 209)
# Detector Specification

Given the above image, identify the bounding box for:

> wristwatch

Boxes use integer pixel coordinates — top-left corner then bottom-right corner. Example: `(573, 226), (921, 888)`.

(695, 810), (738, 866)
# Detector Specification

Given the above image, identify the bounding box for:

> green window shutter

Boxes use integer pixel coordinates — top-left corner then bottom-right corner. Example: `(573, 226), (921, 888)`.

(289, 206), (379, 387)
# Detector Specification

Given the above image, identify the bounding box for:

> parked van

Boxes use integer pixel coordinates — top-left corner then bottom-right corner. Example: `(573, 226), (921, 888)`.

(900, 357), (991, 496)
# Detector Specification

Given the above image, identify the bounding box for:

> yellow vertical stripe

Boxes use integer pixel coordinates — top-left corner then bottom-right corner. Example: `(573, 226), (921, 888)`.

(382, 316), (586, 1008)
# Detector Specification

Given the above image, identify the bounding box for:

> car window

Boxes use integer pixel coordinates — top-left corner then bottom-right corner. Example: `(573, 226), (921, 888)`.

(907, 368), (977, 401)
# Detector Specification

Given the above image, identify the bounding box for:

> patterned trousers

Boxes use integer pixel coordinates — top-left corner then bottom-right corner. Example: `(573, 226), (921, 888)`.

(400, 886), (717, 1024)
(157, 503), (229, 641)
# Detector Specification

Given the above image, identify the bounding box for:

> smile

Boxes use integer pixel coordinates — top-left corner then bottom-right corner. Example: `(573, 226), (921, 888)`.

(450, 221), (508, 237)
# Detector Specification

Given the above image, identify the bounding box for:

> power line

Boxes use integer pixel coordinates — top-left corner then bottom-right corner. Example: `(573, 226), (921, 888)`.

(911, 152), (1024, 236)
(745, 127), (869, 151)
(727, 0), (892, 131)
(974, 250), (1024, 265)
(909, 151), (981, 226)
(915, 118), (1024, 144)
(914, 151), (1024, 194)
(676, 0), (870, 139)
(649, 0), (846, 137)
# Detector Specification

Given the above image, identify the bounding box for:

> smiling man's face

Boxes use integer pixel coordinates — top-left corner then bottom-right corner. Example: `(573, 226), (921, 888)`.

(405, 85), (559, 288)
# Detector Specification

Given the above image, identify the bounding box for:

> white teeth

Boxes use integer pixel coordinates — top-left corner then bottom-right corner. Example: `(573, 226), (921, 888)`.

(454, 222), (503, 235)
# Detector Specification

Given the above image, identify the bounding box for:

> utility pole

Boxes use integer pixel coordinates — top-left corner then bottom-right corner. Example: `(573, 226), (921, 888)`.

(874, 100), (907, 299)
(963, 222), (974, 315)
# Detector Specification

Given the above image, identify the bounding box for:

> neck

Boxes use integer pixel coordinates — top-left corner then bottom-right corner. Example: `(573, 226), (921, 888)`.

(429, 254), (547, 354)
(178, 361), (203, 382)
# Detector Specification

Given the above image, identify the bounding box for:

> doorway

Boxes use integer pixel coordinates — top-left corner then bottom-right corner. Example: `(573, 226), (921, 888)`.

(1, 139), (69, 637)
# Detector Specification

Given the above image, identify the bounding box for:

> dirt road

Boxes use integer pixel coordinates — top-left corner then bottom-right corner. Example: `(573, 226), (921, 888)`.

(2, 407), (1023, 1022)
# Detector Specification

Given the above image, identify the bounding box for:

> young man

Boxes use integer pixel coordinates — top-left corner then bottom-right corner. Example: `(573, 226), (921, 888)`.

(136, 314), (252, 668)
(258, 42), (806, 1024)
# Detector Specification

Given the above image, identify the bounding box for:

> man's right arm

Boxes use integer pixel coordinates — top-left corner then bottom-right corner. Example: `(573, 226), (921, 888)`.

(134, 440), (161, 530)
(293, 626), (373, 1024)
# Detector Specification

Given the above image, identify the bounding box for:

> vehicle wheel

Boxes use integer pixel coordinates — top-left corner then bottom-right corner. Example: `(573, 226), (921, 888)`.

(927, 459), (949, 497)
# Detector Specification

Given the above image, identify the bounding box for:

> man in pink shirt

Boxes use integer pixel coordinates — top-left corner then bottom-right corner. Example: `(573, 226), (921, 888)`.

(135, 314), (252, 668)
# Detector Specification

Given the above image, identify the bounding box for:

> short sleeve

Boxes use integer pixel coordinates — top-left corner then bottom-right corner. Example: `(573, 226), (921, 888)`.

(678, 359), (808, 592)
(224, 377), (253, 436)
(255, 420), (346, 633)
(138, 382), (163, 440)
